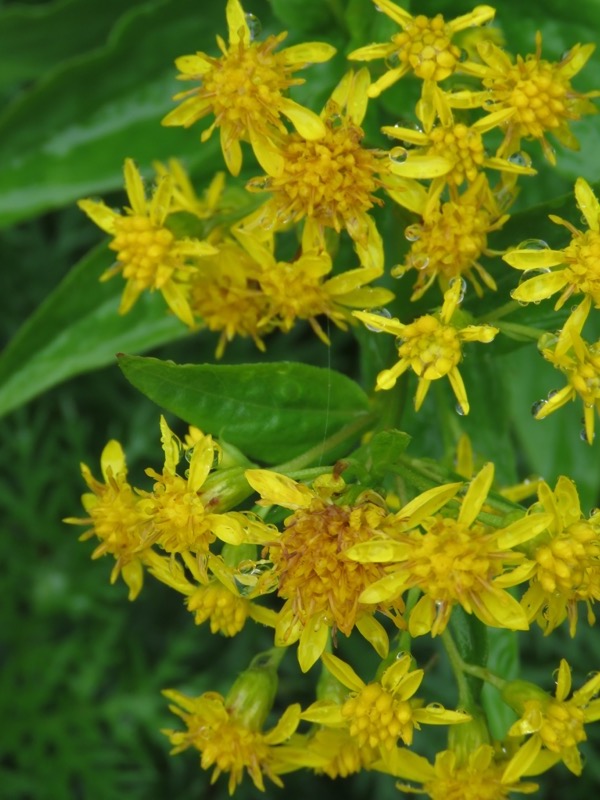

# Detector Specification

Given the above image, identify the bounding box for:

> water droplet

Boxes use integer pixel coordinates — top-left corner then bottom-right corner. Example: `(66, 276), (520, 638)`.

(455, 402), (466, 416)
(519, 266), (550, 285)
(531, 399), (547, 417)
(391, 264), (407, 279)
(389, 146), (408, 164)
(458, 48), (469, 63)
(364, 307), (392, 332)
(405, 224), (422, 242)
(385, 51), (401, 69)
(449, 276), (467, 302)
(409, 254), (430, 271)
(507, 151), (532, 168)
(547, 389), (560, 400)
(395, 651), (408, 660)
(560, 48), (573, 62)
(245, 13), (261, 40)
(588, 507), (600, 518)
(246, 176), (272, 192)
(537, 332), (558, 351)
(580, 427), (591, 443)
(185, 446), (195, 463)
(394, 336), (405, 348)
(329, 112), (343, 129)
(495, 187), (516, 212)
(483, 96), (495, 109)
(516, 239), (549, 251)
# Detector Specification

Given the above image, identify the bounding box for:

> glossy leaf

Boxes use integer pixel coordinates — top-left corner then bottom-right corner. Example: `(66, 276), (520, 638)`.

(0, 244), (186, 417)
(118, 355), (371, 464)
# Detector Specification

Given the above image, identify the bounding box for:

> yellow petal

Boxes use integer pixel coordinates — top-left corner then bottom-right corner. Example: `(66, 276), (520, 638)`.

(447, 368), (469, 417)
(502, 736), (543, 784)
(408, 595), (436, 637)
(162, 96), (213, 127)
(266, 704), (301, 744)
(100, 439), (127, 481)
(301, 700), (345, 725)
(321, 652), (365, 692)
(279, 98), (326, 140)
(187, 434), (215, 492)
(282, 42), (337, 65)
(245, 469), (313, 509)
(575, 177), (600, 231)
(503, 249), (565, 269)
(349, 42), (395, 62)
(494, 513), (553, 550)
(248, 128), (285, 176)
(384, 176), (428, 214)
(374, 0), (412, 26)
(345, 540), (411, 563)
(398, 482), (463, 529)
(210, 513), (244, 545)
(173, 53), (212, 75)
(447, 5), (495, 33)
(123, 158), (147, 215)
(161, 280), (195, 328)
(510, 271), (570, 303)
(355, 614), (389, 657)
(149, 174), (173, 226)
(359, 572), (408, 604)
(413, 705), (471, 725)
(477, 587), (529, 630)
(388, 153), (452, 178)
(121, 560), (144, 600)
(77, 199), (118, 234)
(459, 462), (494, 526)
(353, 310), (404, 336)
(220, 128), (243, 176)
(226, 0), (249, 45)
(368, 66), (408, 97)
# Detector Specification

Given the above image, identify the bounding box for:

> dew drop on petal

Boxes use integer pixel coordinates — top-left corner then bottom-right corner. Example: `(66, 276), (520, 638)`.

(455, 402), (466, 416)
(516, 239), (549, 251)
(519, 266), (551, 285)
(508, 151), (533, 168)
(385, 51), (402, 69)
(531, 399), (547, 416)
(547, 389), (560, 400)
(245, 13), (262, 41)
(410, 254), (430, 271)
(365, 307), (392, 332)
(449, 276), (467, 302)
(185, 446), (195, 463)
(537, 332), (558, 351)
(389, 146), (409, 164)
(405, 224), (423, 242)
(246, 176), (272, 192)
(580, 427), (591, 443)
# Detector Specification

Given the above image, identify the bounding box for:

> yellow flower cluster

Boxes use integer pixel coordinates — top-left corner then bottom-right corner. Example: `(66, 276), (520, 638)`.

(68, 0), (600, 796)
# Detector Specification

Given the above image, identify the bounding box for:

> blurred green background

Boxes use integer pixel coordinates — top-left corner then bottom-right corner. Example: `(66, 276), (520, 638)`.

(1, 0), (600, 797)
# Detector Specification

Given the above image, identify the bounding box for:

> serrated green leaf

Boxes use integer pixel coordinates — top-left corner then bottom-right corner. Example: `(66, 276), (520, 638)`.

(0, 244), (186, 417)
(118, 355), (371, 464)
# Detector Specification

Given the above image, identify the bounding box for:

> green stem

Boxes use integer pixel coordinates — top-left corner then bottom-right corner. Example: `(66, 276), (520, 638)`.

(494, 321), (546, 342)
(273, 411), (377, 473)
(441, 629), (507, 693)
(375, 587), (421, 680)
(478, 300), (521, 323)
(441, 629), (475, 709)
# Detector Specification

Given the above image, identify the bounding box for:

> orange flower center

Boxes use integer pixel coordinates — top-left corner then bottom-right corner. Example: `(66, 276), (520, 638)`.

(392, 14), (460, 81)
(270, 501), (393, 635)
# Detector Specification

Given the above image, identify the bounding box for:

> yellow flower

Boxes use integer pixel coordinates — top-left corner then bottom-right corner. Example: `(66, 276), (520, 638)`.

(63, 440), (150, 600)
(349, 1), (495, 130)
(302, 652), (470, 757)
(393, 175), (509, 300)
(78, 159), (216, 326)
(235, 228), (395, 343)
(185, 238), (274, 357)
(162, 0), (335, 175)
(386, 744), (540, 798)
(136, 416), (253, 554)
(147, 552), (277, 637)
(354, 280), (499, 414)
(241, 69), (447, 272)
(300, 727), (377, 778)
(533, 297), (600, 443)
(520, 476), (600, 636)
(382, 117), (535, 192)
(503, 660), (600, 781)
(347, 464), (552, 636)
(464, 33), (598, 163)
(504, 178), (600, 309)
(244, 470), (404, 672)
(163, 690), (301, 793)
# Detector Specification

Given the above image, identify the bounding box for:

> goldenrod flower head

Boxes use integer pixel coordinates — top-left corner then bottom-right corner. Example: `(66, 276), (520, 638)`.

(242, 69), (447, 271)
(472, 33), (598, 163)
(153, 159), (226, 220)
(78, 159), (216, 326)
(532, 297), (600, 443)
(162, 0), (335, 175)
(64, 440), (149, 600)
(163, 688), (301, 793)
(137, 417), (245, 554)
(354, 280), (499, 414)
(302, 727), (376, 778)
(393, 177), (509, 300)
(521, 477), (600, 635)
(503, 660), (600, 781)
(505, 178), (600, 309)
(390, 744), (540, 798)
(382, 117), (535, 191)
(235, 229), (395, 343)
(347, 464), (551, 636)
(244, 470), (403, 672)
(186, 238), (274, 357)
(303, 652), (470, 757)
(349, 1), (495, 129)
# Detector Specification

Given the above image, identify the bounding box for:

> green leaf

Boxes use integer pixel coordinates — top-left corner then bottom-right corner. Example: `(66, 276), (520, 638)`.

(0, 0), (147, 88)
(0, 0), (225, 227)
(0, 244), (186, 417)
(449, 607), (489, 702)
(269, 0), (334, 32)
(117, 355), (371, 464)
(342, 429), (411, 484)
